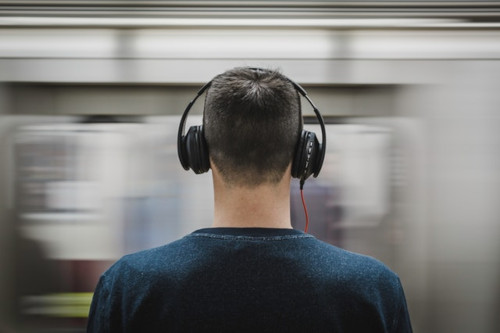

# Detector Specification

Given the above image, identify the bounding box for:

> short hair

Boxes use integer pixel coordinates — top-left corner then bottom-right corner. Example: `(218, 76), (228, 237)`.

(203, 67), (302, 187)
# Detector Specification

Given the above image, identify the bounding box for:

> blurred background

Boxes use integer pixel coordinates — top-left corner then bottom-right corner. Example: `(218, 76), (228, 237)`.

(1, 1), (500, 332)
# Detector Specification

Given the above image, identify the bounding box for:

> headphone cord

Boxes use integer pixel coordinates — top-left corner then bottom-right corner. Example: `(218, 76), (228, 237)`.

(299, 180), (309, 233)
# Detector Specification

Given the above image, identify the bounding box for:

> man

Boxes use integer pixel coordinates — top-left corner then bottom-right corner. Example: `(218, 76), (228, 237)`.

(87, 67), (412, 332)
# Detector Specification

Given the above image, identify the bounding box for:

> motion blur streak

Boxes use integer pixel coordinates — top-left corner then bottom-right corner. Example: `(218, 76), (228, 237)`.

(1, 1), (500, 332)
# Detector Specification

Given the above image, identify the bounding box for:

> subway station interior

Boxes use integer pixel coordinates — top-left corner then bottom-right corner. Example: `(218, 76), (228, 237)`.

(1, 1), (500, 332)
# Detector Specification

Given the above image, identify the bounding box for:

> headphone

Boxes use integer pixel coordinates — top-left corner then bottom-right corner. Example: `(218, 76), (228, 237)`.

(177, 68), (326, 186)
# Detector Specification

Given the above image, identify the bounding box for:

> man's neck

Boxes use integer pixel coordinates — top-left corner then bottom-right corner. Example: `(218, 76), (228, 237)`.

(211, 171), (293, 229)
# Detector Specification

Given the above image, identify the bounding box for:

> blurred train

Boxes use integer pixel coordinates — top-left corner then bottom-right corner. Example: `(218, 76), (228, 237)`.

(1, 1), (500, 332)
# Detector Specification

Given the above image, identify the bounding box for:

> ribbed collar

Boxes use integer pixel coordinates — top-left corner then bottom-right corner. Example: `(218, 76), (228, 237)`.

(191, 227), (306, 238)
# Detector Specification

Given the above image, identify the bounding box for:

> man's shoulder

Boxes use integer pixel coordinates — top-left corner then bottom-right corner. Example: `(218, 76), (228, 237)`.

(310, 238), (400, 286)
(102, 237), (190, 281)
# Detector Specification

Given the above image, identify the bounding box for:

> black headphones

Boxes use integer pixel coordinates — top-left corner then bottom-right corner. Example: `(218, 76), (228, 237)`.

(177, 68), (326, 186)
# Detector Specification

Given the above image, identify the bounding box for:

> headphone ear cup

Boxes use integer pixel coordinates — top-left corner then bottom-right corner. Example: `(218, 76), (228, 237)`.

(292, 130), (320, 181)
(183, 125), (210, 174)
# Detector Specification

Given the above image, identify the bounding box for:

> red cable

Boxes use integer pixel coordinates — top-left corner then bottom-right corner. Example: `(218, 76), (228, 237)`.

(300, 189), (309, 233)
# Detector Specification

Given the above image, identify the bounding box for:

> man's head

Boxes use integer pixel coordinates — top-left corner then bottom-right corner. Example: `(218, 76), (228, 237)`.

(203, 67), (302, 187)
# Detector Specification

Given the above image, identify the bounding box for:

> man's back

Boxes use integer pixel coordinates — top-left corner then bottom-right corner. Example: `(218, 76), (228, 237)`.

(88, 228), (412, 332)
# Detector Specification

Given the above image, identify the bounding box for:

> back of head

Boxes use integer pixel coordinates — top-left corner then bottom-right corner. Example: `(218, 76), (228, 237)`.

(203, 67), (302, 187)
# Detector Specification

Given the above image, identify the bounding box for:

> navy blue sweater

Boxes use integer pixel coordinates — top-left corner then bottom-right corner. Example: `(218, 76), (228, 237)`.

(87, 228), (412, 332)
